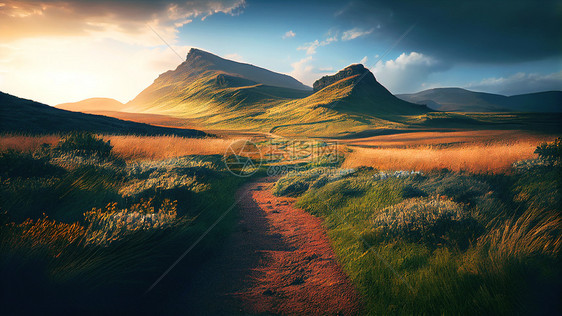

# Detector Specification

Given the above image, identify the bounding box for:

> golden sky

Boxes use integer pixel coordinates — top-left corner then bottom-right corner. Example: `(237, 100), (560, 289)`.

(0, 0), (245, 105)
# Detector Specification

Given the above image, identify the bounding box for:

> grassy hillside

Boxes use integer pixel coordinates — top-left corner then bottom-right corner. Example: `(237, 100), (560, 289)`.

(56, 97), (127, 112)
(0, 91), (206, 137)
(124, 51), (433, 137)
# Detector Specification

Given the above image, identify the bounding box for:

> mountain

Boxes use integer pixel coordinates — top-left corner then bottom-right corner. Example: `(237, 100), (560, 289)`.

(305, 64), (428, 115)
(0, 91), (206, 136)
(125, 49), (429, 137)
(56, 98), (127, 113)
(397, 88), (562, 112)
(506, 91), (562, 112)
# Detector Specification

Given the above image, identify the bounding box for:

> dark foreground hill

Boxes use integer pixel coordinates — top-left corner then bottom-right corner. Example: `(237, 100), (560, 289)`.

(0, 91), (206, 136)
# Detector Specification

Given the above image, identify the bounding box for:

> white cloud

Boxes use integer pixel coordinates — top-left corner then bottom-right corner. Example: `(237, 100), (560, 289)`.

(289, 56), (333, 86)
(282, 30), (295, 39)
(360, 56), (368, 65)
(298, 40), (321, 55)
(297, 34), (338, 55)
(465, 71), (562, 95)
(371, 52), (448, 93)
(341, 27), (374, 41)
(224, 53), (245, 63)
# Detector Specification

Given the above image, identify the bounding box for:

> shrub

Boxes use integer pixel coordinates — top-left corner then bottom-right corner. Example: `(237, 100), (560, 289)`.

(55, 132), (112, 158)
(272, 169), (324, 196)
(0, 150), (63, 178)
(534, 137), (562, 162)
(84, 199), (183, 245)
(369, 196), (482, 249)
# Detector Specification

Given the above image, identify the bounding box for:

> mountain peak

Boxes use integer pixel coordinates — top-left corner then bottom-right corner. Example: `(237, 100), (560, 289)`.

(186, 48), (218, 61)
(313, 64), (371, 92)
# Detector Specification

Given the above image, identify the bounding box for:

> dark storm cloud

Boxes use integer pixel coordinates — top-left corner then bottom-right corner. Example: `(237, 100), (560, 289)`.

(334, 0), (562, 63)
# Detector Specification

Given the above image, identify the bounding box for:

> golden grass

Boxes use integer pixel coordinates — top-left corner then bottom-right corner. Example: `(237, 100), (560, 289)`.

(0, 134), (240, 160)
(0, 134), (60, 152)
(336, 130), (553, 148)
(105, 135), (238, 160)
(342, 141), (541, 173)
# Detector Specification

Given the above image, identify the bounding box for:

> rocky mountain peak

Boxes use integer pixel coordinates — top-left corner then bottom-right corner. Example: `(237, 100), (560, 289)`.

(313, 64), (371, 92)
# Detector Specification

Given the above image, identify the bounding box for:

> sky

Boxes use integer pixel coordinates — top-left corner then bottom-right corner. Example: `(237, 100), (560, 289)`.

(0, 0), (561, 105)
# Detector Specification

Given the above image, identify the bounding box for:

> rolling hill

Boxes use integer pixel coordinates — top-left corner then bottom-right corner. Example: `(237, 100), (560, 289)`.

(397, 88), (562, 112)
(0, 91), (206, 136)
(56, 98), (127, 113)
(124, 49), (429, 137)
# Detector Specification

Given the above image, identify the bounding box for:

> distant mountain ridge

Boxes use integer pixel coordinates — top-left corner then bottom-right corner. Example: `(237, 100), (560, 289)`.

(48, 49), (560, 137)
(56, 98), (127, 112)
(122, 49), (429, 136)
(397, 88), (562, 112)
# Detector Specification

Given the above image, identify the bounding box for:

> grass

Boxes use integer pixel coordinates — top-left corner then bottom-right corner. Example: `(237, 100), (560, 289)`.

(273, 148), (561, 314)
(0, 132), (256, 314)
(342, 141), (543, 173)
(1, 131), (560, 314)
(0, 134), (238, 161)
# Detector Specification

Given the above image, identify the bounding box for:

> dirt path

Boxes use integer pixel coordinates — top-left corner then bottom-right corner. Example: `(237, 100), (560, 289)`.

(174, 177), (362, 315)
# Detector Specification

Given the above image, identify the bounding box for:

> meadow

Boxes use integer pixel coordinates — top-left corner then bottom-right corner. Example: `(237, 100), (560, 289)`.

(272, 137), (561, 314)
(1, 131), (560, 314)
(0, 132), (255, 314)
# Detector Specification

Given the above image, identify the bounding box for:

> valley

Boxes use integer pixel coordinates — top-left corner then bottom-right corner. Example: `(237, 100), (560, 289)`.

(2, 48), (561, 315)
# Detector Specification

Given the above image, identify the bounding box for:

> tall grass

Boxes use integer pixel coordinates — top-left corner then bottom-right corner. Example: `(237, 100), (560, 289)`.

(0, 134), (255, 314)
(343, 142), (539, 173)
(106, 135), (237, 160)
(0, 134), (60, 152)
(275, 162), (561, 314)
(0, 134), (239, 160)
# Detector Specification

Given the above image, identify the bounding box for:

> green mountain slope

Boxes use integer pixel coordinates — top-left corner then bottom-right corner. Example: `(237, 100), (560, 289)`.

(125, 49), (430, 137)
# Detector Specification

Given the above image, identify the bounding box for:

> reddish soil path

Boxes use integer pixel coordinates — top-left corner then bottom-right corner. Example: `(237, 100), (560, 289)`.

(175, 177), (362, 315)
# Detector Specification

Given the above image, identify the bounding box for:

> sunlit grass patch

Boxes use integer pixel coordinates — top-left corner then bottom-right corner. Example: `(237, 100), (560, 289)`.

(274, 148), (562, 314)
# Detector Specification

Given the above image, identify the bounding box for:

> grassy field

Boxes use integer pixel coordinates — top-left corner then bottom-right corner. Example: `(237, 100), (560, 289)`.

(1, 131), (560, 314)
(272, 138), (562, 314)
(0, 132), (256, 314)
(338, 130), (557, 173)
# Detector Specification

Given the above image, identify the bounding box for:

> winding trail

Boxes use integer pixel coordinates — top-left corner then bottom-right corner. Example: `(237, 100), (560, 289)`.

(175, 177), (362, 315)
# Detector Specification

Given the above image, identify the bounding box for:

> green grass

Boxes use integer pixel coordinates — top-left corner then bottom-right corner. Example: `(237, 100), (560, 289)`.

(275, 163), (561, 314)
(0, 137), (255, 314)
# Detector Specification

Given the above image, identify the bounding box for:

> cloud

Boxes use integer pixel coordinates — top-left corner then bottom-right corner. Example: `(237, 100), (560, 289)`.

(334, 0), (562, 63)
(360, 56), (368, 65)
(297, 34), (338, 55)
(224, 53), (245, 63)
(0, 0), (246, 44)
(465, 71), (562, 95)
(289, 56), (332, 86)
(0, 0), (246, 104)
(341, 27), (374, 41)
(282, 30), (295, 39)
(371, 52), (449, 93)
